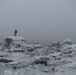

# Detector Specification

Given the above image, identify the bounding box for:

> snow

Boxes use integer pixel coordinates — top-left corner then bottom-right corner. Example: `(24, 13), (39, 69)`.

(5, 36), (25, 41)
(4, 36), (26, 46)
(0, 38), (76, 75)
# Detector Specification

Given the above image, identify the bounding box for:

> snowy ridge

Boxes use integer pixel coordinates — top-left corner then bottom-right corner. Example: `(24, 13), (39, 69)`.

(5, 36), (25, 41)
(0, 38), (76, 75)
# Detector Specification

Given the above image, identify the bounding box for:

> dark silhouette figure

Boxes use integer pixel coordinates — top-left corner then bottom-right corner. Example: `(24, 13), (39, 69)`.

(14, 30), (17, 37)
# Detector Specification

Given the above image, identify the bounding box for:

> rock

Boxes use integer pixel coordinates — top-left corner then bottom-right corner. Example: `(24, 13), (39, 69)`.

(0, 59), (13, 63)
(62, 38), (74, 45)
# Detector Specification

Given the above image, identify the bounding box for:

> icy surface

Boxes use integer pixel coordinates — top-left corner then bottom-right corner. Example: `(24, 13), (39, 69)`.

(5, 36), (25, 41)
(0, 38), (76, 75)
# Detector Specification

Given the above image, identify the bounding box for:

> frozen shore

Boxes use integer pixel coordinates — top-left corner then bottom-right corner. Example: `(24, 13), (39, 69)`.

(0, 37), (76, 75)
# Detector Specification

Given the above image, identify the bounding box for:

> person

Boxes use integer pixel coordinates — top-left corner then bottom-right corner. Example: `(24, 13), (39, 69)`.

(14, 29), (17, 37)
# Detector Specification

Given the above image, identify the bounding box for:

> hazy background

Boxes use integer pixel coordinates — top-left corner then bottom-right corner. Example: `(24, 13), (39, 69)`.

(0, 0), (76, 44)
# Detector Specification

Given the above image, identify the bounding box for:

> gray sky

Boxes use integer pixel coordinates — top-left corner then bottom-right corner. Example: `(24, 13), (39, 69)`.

(0, 0), (76, 43)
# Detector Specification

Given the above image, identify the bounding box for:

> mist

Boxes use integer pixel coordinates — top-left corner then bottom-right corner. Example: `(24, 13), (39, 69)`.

(0, 0), (76, 44)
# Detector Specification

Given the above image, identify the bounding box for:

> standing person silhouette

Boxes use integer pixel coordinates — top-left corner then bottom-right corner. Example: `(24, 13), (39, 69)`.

(14, 29), (17, 37)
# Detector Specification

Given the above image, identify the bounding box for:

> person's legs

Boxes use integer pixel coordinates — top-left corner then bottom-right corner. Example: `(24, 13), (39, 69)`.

(14, 32), (16, 37)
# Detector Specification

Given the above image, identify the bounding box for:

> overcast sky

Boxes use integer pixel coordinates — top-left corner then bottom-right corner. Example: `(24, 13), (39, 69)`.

(0, 0), (76, 43)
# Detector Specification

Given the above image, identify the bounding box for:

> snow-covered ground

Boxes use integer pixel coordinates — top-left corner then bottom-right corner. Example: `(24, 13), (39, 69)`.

(0, 37), (76, 75)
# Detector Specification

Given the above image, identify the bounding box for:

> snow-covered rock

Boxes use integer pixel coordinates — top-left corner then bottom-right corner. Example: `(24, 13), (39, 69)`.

(4, 36), (26, 47)
(0, 38), (76, 75)
(5, 36), (25, 41)
(62, 38), (74, 45)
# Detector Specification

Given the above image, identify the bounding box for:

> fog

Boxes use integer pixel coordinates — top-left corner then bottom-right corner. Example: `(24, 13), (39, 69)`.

(0, 0), (76, 44)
